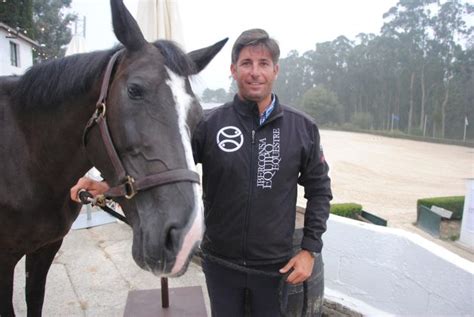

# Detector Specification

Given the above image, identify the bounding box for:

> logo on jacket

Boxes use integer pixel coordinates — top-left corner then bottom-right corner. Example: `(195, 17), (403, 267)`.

(257, 128), (281, 189)
(216, 126), (244, 152)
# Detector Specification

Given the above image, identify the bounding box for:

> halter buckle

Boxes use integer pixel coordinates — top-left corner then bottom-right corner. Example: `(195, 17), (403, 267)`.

(124, 175), (137, 199)
(95, 195), (108, 208)
(95, 102), (107, 119)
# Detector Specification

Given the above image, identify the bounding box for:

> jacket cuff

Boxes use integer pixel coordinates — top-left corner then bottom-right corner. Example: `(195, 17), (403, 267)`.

(301, 235), (323, 253)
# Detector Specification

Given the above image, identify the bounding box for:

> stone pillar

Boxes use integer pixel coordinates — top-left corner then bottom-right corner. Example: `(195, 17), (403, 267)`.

(459, 178), (474, 249)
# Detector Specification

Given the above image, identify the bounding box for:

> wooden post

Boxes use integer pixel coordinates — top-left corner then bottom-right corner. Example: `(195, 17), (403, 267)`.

(161, 277), (169, 308)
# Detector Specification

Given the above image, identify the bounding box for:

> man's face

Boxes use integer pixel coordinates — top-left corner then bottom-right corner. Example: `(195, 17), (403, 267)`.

(231, 44), (279, 104)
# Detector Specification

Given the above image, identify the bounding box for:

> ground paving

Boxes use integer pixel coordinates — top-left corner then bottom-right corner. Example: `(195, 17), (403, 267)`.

(12, 130), (473, 316)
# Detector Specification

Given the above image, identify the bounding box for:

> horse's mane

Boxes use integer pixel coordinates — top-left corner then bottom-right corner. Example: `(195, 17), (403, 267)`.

(153, 40), (196, 76)
(13, 40), (195, 112)
(13, 49), (117, 112)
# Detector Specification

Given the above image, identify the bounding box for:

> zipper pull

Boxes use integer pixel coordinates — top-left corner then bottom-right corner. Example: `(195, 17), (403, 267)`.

(252, 130), (255, 144)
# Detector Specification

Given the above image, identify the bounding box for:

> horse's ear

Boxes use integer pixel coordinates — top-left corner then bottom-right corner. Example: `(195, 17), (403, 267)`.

(110, 0), (147, 51)
(187, 38), (228, 74)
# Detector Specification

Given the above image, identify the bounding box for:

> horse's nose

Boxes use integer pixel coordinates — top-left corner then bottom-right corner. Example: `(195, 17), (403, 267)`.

(169, 207), (204, 275)
(164, 225), (180, 253)
(136, 183), (203, 275)
(140, 223), (182, 271)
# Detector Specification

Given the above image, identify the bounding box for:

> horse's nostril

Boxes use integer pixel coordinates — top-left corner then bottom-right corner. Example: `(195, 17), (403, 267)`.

(165, 227), (178, 251)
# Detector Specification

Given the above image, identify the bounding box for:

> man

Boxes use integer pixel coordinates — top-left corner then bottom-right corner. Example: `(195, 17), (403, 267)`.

(192, 28), (331, 316)
(71, 29), (331, 316)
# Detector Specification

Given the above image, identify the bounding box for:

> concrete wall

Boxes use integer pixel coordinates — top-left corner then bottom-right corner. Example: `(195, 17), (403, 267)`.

(0, 28), (34, 76)
(323, 215), (474, 316)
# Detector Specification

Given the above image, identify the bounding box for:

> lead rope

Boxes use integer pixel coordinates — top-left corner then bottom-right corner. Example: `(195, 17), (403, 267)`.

(78, 190), (129, 225)
(200, 252), (309, 317)
(78, 191), (309, 316)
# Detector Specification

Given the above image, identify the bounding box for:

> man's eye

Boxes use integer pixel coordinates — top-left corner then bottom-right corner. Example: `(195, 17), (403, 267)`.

(127, 84), (144, 100)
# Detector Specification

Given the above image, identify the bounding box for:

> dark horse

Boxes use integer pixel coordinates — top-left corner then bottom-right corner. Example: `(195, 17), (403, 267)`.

(0, 0), (226, 315)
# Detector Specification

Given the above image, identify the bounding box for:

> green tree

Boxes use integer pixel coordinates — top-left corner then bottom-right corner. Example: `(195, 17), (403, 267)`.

(382, 0), (437, 134)
(301, 86), (343, 126)
(0, 0), (34, 37)
(228, 79), (238, 100)
(274, 50), (308, 105)
(202, 88), (228, 103)
(430, 0), (472, 138)
(250, 0), (473, 141)
(33, 0), (76, 61)
(0, 0), (76, 61)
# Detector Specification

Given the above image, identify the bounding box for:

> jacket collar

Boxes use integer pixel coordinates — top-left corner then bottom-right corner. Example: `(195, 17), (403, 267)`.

(232, 94), (283, 124)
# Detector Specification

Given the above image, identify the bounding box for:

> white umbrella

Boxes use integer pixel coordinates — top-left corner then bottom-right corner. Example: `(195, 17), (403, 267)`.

(65, 33), (87, 56)
(137, 0), (184, 46)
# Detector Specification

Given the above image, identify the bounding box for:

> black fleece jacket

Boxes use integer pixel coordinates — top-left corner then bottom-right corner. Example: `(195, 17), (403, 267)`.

(192, 95), (332, 266)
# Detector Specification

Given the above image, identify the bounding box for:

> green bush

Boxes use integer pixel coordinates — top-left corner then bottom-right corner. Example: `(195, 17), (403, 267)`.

(351, 112), (373, 130)
(410, 127), (424, 136)
(417, 196), (465, 220)
(330, 203), (362, 219)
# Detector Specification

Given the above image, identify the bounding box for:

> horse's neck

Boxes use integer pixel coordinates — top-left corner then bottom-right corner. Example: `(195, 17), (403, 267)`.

(14, 95), (96, 190)
(1, 78), (32, 203)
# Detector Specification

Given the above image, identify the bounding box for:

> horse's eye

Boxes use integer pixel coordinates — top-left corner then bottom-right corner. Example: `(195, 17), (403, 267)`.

(127, 84), (144, 100)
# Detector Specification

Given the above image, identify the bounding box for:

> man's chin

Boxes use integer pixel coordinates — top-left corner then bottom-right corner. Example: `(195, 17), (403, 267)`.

(241, 92), (267, 103)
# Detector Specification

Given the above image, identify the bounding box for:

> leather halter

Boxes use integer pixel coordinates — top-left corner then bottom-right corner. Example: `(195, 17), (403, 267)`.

(83, 49), (200, 199)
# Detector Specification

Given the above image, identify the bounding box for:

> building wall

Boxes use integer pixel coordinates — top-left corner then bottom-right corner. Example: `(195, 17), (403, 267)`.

(323, 215), (474, 316)
(0, 28), (34, 76)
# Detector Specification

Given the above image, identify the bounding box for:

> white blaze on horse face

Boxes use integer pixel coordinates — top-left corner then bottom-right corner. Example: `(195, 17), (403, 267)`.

(165, 67), (204, 275)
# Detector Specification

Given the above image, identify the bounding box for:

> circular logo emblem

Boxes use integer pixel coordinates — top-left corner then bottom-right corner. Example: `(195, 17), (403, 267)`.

(216, 126), (244, 152)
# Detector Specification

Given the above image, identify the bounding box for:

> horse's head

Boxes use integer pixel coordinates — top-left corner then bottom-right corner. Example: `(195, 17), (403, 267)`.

(84, 0), (227, 276)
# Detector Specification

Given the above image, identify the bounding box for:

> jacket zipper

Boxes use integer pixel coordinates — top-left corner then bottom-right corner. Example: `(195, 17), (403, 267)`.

(242, 127), (257, 266)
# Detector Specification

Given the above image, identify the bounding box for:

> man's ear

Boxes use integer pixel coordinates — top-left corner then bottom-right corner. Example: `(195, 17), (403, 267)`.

(231, 63), (237, 80)
(274, 64), (280, 76)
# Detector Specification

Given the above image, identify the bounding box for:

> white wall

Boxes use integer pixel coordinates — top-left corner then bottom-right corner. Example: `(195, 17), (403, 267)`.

(0, 28), (34, 76)
(460, 179), (474, 249)
(323, 215), (474, 316)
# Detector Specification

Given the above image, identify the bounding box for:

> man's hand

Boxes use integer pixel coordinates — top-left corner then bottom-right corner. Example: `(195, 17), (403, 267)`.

(70, 177), (110, 202)
(279, 250), (315, 284)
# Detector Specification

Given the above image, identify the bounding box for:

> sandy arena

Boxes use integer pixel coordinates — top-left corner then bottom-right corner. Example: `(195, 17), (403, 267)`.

(311, 130), (473, 259)
(12, 130), (473, 316)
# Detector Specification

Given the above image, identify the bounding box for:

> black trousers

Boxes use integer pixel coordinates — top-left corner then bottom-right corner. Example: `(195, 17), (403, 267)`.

(202, 257), (288, 317)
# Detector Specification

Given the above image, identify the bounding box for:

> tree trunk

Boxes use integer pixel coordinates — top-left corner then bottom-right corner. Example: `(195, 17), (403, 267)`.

(441, 79), (450, 139)
(408, 71), (415, 134)
(385, 91), (391, 131)
(396, 79), (401, 131)
(419, 65), (426, 130)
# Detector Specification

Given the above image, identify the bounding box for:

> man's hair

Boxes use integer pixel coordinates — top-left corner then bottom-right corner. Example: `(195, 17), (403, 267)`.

(231, 28), (280, 65)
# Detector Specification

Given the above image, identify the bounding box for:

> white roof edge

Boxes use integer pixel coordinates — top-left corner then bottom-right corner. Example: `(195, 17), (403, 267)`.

(0, 22), (39, 47)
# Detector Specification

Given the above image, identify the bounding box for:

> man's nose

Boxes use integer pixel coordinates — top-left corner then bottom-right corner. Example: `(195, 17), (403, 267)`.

(250, 64), (260, 77)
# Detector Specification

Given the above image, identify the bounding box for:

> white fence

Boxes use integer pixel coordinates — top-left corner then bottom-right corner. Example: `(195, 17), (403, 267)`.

(323, 215), (474, 316)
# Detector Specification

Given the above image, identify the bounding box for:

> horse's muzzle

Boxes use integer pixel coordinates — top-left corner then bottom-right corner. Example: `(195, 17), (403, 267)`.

(130, 188), (204, 276)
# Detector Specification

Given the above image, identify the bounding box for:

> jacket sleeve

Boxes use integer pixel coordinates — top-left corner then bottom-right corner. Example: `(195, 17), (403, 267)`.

(297, 124), (332, 253)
